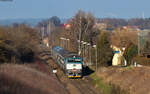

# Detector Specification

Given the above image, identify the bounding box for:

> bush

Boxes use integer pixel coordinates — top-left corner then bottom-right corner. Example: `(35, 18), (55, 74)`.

(96, 31), (113, 67)
(124, 44), (138, 65)
(0, 25), (41, 64)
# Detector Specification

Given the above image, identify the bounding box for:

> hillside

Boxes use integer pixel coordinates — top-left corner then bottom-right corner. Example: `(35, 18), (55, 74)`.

(0, 18), (43, 26)
(0, 18), (68, 27)
(0, 64), (69, 94)
(97, 66), (150, 94)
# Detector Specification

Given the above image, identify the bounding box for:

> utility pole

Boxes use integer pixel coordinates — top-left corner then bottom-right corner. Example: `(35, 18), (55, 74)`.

(78, 16), (82, 55)
(48, 22), (51, 35)
(81, 41), (84, 57)
(59, 38), (61, 47)
(87, 43), (91, 66)
(93, 45), (97, 72)
(90, 46), (92, 66)
(66, 39), (70, 50)
(142, 12), (145, 19)
(96, 46), (97, 72)
(41, 26), (45, 40)
(83, 42), (87, 63)
(138, 31), (140, 56)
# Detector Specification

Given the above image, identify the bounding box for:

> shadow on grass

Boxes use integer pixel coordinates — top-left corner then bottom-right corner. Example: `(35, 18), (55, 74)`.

(0, 74), (48, 94)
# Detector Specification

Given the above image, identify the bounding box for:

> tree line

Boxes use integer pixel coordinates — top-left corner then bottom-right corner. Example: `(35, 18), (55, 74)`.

(100, 18), (150, 30)
(0, 24), (41, 64)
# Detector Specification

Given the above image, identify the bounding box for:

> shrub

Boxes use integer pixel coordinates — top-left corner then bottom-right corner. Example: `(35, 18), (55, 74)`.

(0, 25), (41, 64)
(96, 31), (113, 67)
(124, 44), (138, 65)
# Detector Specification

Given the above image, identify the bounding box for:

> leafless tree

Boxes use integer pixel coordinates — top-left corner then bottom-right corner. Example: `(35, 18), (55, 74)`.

(68, 10), (96, 54)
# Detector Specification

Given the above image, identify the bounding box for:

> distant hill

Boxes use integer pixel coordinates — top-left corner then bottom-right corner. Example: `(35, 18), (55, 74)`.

(0, 18), (68, 27)
(0, 18), (43, 27)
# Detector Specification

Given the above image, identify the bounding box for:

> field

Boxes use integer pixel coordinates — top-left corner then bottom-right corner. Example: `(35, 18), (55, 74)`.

(97, 66), (150, 94)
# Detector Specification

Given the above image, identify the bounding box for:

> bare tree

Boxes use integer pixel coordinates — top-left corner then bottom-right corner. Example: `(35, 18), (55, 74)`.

(110, 28), (138, 48)
(68, 10), (96, 54)
(0, 24), (41, 63)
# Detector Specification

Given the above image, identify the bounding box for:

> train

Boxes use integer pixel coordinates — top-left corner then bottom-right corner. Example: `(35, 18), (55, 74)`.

(51, 46), (83, 78)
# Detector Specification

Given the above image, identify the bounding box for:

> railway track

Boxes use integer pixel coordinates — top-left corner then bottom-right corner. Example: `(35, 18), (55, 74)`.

(39, 50), (101, 94)
(70, 79), (99, 94)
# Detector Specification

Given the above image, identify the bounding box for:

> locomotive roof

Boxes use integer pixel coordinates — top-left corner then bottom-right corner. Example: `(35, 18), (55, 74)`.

(52, 46), (81, 58)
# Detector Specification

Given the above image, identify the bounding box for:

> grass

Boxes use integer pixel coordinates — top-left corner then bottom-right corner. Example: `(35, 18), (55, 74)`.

(0, 64), (69, 94)
(90, 72), (127, 94)
(0, 73), (48, 94)
(90, 72), (112, 94)
(125, 66), (134, 70)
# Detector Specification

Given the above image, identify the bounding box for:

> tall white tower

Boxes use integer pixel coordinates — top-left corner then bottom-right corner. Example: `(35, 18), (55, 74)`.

(142, 12), (145, 19)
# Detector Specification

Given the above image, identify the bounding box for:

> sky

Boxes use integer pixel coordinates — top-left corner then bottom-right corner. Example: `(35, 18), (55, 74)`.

(0, 0), (150, 19)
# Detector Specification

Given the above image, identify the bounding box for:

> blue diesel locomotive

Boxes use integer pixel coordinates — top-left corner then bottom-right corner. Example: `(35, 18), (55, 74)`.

(51, 46), (83, 78)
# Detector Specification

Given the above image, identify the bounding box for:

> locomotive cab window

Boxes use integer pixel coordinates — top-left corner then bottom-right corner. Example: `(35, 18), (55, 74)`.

(68, 59), (81, 63)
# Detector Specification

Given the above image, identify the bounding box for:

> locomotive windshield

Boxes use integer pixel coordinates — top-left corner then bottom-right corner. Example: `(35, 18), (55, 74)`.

(67, 59), (81, 63)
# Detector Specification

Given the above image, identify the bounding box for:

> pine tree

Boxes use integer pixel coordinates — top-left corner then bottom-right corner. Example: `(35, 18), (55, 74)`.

(97, 31), (113, 67)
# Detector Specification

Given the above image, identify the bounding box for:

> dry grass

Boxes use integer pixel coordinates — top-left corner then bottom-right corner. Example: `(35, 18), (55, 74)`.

(0, 64), (68, 94)
(97, 66), (150, 94)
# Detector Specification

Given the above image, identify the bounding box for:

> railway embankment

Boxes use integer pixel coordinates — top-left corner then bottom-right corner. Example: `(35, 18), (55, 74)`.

(0, 63), (69, 94)
(95, 66), (150, 94)
(90, 72), (126, 94)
